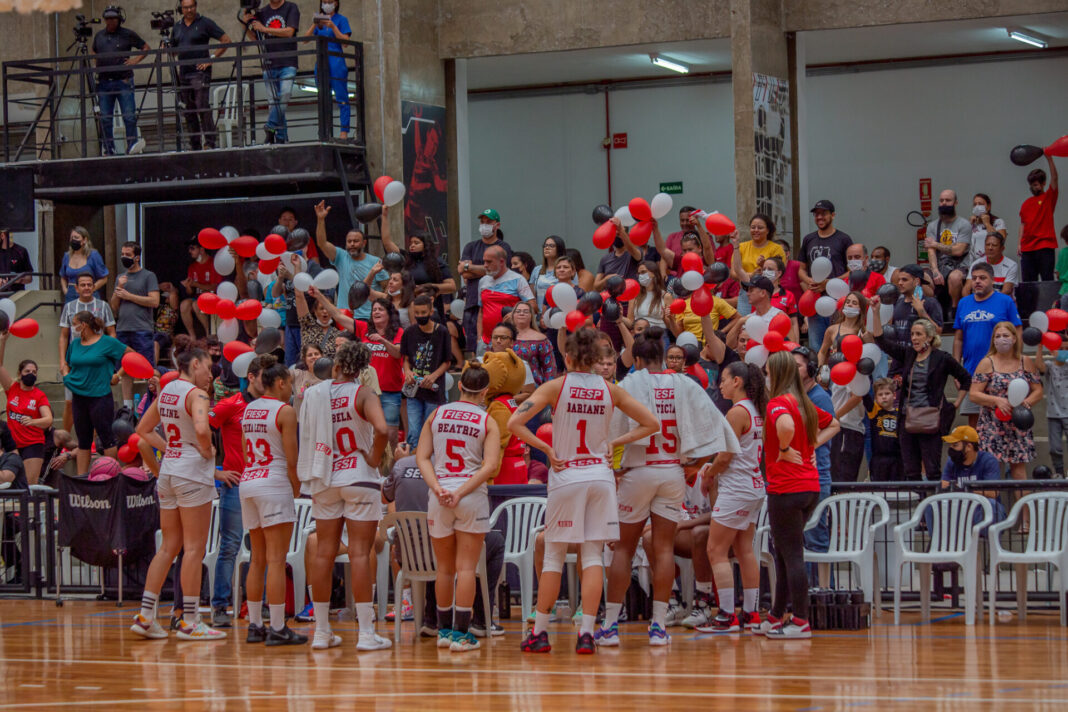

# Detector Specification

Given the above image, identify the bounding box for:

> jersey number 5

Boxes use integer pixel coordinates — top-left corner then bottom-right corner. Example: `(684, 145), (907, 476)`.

(444, 439), (465, 473)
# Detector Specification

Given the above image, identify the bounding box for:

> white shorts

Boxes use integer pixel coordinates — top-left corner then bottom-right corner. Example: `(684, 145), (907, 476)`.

(545, 480), (619, 544)
(312, 484), (383, 522)
(960, 393), (981, 416)
(240, 493), (297, 530)
(427, 488), (490, 538)
(711, 493), (766, 531)
(156, 474), (216, 510)
(616, 464), (686, 524)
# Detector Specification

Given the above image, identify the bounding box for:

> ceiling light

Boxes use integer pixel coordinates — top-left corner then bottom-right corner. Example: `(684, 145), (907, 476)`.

(650, 53), (689, 74)
(1006, 28), (1048, 49)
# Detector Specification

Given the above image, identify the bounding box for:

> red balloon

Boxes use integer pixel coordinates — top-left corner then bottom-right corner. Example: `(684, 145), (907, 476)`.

(628, 197), (652, 222)
(117, 444), (138, 464)
(705, 213), (736, 235)
(197, 292), (219, 314)
(223, 340), (253, 362)
(9, 318), (38, 339)
(783, 341), (800, 352)
(264, 233), (287, 256)
(592, 221), (616, 250)
(995, 406), (1012, 422)
(565, 310), (587, 332)
(763, 330), (785, 353)
(669, 298), (687, 315)
(799, 290), (819, 318)
(830, 361), (857, 386)
(600, 291), (611, 304)
(687, 363), (709, 389)
(198, 227), (227, 250)
(690, 288), (713, 317)
(231, 235), (259, 258)
(215, 299), (236, 321)
(746, 339), (760, 351)
(127, 433), (141, 449)
(629, 221), (654, 246)
(1042, 331), (1063, 351)
(545, 288), (556, 308)
(235, 300), (263, 321)
(159, 371), (180, 388)
(1047, 309), (1068, 332)
(840, 334), (864, 363)
(121, 352), (154, 380)
(259, 258), (280, 275)
(680, 252), (704, 274)
(1046, 135), (1068, 158)
(619, 278), (641, 302)
(374, 176), (392, 201)
(770, 312), (792, 338)
(535, 423), (553, 447)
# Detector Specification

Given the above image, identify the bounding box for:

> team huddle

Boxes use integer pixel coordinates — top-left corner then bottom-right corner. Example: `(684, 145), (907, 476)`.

(126, 322), (832, 654)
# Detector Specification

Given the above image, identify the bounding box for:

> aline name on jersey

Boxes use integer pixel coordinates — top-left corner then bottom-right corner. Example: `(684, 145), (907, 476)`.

(565, 386), (607, 415)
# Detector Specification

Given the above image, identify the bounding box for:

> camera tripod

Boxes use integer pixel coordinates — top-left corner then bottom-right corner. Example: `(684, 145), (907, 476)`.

(134, 29), (185, 152)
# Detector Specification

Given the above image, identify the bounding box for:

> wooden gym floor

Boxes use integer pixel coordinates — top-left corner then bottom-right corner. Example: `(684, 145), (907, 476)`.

(0, 600), (1066, 710)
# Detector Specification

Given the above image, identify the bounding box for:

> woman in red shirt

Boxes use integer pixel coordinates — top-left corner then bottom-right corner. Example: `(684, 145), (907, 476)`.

(361, 298), (404, 445)
(762, 350), (839, 640)
(0, 333), (54, 485)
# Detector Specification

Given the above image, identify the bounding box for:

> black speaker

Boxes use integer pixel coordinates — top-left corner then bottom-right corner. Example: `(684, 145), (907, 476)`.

(0, 168), (34, 232)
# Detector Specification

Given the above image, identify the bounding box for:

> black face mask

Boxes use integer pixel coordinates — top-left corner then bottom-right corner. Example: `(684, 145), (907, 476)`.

(70, 239), (83, 251)
(121, 256), (135, 269)
(20, 373), (36, 388)
(937, 205), (955, 218)
(210, 353), (222, 363)
(612, 237), (624, 250)
(415, 315), (431, 326)
(948, 447), (966, 466)
(869, 259), (886, 273)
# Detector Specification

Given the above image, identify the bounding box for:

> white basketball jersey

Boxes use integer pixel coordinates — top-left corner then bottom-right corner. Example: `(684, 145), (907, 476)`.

(551, 372), (614, 488)
(719, 399), (766, 499)
(240, 397), (292, 497)
(329, 381), (376, 486)
(430, 400), (488, 489)
(621, 372), (679, 469)
(156, 379), (213, 484)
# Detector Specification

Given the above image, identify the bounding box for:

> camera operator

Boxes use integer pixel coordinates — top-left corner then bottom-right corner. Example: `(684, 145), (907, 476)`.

(91, 6), (149, 156)
(171, 0), (232, 151)
(242, 0), (300, 145)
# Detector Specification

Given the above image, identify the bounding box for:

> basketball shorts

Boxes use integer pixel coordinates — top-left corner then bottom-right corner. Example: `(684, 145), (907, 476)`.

(711, 493), (766, 531)
(616, 464), (686, 524)
(156, 474), (216, 510)
(312, 484), (383, 522)
(240, 492), (297, 530)
(545, 479), (619, 544)
(427, 488), (490, 538)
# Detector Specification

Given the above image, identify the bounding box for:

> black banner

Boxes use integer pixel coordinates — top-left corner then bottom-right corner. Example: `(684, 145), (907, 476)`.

(58, 474), (160, 568)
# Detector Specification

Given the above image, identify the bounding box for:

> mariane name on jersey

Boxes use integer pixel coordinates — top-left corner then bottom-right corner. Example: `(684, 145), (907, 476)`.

(565, 386), (607, 415)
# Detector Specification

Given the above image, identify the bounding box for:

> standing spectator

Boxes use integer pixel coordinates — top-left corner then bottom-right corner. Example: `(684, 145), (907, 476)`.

(59, 227), (108, 302)
(369, 267), (415, 328)
(740, 275), (796, 343)
(278, 207), (320, 264)
(110, 241), (160, 409)
(313, 201), (385, 318)
(1057, 226), (1068, 296)
(305, 0), (353, 139)
(968, 193), (1008, 265)
(764, 257), (799, 335)
(626, 261), (670, 331)
(798, 201), (852, 349)
(59, 274), (116, 432)
(844, 243), (886, 299)
(476, 246), (535, 353)
(530, 235), (567, 309)
(867, 379), (900, 482)
(178, 238), (221, 338)
(510, 252), (535, 286)
(401, 295), (453, 448)
(63, 312), (132, 474)
(171, 0), (231, 151)
(1035, 337), (1068, 478)
(925, 189), (972, 312)
(0, 228), (33, 292)
(1019, 154), (1059, 282)
(793, 346), (837, 562)
(289, 343), (323, 415)
(0, 334), (53, 486)
(566, 248), (596, 293)
(153, 282), (180, 365)
(731, 214), (786, 317)
(360, 299), (405, 444)
(820, 294), (873, 483)
(964, 234), (1018, 296)
(653, 218), (715, 277)
(775, 238), (803, 305)
(243, 0), (300, 144)
(271, 253), (323, 365)
(91, 9), (148, 155)
(458, 209), (512, 351)
(653, 206), (699, 276)
(870, 245), (898, 286)
(509, 302), (556, 386)
(380, 205), (455, 310)
(293, 285), (344, 359)
(887, 265), (943, 376)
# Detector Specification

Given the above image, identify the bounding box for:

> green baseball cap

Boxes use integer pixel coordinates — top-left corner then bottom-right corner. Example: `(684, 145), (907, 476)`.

(480, 208), (500, 222)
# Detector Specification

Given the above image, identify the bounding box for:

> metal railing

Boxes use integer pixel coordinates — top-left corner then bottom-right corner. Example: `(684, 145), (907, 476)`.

(3, 34), (364, 162)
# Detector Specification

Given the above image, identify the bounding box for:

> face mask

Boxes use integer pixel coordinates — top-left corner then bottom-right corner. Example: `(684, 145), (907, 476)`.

(637, 273), (652, 287)
(478, 224), (495, 238)
(415, 315), (431, 326)
(120, 256), (135, 269)
(72, 326), (83, 337)
(70, 239), (83, 251)
(948, 448), (966, 466)
(612, 237), (624, 250)
(847, 259), (864, 272)
(938, 205), (955, 217)
(210, 353), (222, 363)
(388, 288), (401, 296)
(20, 373), (36, 388)
(972, 205), (987, 217)
(994, 336), (1014, 354)
(842, 307), (860, 319)
(321, 2), (335, 12)
(763, 269), (778, 281)
(869, 259), (886, 273)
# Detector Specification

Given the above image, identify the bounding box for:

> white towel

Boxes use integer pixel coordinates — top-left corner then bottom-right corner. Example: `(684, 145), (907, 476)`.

(297, 379), (335, 495)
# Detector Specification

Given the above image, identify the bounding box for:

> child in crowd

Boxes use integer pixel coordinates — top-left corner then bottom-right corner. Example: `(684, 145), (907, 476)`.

(867, 378), (900, 482)
(1035, 337), (1068, 478)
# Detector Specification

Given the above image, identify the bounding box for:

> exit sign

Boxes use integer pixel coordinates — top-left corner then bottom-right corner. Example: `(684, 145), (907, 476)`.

(659, 181), (684, 194)
(612, 133), (628, 149)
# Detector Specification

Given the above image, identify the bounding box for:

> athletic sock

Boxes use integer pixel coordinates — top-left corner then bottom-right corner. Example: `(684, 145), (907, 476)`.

(139, 591), (159, 621)
(269, 603), (285, 632)
(579, 612), (596, 636)
(743, 588), (759, 612)
(356, 602), (375, 637)
(603, 602), (622, 627)
(652, 600), (668, 628)
(533, 610), (550, 635)
(453, 607), (472, 634)
(312, 601), (331, 633)
(247, 600), (263, 627)
(437, 606), (453, 630)
(713, 562), (734, 616)
(695, 581), (713, 595)
(123, 399), (133, 409)
(182, 596), (199, 624)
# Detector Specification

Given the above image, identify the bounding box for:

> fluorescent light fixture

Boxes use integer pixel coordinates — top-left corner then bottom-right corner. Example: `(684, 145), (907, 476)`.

(650, 53), (689, 74)
(1006, 28), (1048, 49)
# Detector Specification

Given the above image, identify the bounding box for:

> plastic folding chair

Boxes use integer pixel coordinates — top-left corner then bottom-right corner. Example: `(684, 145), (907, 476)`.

(488, 496), (546, 619)
(232, 498), (314, 612)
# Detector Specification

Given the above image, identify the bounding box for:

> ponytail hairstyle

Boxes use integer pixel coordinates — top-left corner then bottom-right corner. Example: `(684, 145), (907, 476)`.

(247, 352), (272, 379)
(631, 326), (666, 367)
(459, 360), (490, 393)
(723, 361), (767, 415)
(564, 326), (602, 371)
(176, 347), (209, 375)
(335, 340), (371, 379)
(72, 310), (104, 335)
(259, 356), (291, 390)
(766, 350), (819, 447)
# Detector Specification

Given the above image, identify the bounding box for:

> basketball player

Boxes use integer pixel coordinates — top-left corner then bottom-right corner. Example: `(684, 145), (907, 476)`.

(416, 361), (501, 652)
(303, 341), (391, 650)
(696, 361), (768, 633)
(509, 327), (659, 654)
(240, 356), (306, 646)
(131, 348), (224, 640)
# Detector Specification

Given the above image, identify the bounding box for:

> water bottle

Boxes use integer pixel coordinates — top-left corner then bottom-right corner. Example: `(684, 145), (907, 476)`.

(133, 393), (142, 414)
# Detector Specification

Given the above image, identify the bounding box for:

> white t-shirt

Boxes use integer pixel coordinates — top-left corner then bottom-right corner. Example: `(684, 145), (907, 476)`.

(968, 217), (1007, 265)
(968, 255), (1019, 288)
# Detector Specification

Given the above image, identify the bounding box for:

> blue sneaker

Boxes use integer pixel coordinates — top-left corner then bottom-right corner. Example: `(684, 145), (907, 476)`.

(594, 620), (619, 647)
(648, 622), (671, 646)
(436, 628), (455, 648)
(294, 601), (314, 623)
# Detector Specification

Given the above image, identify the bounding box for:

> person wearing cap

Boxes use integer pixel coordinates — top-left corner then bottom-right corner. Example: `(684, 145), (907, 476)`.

(937, 426), (1006, 526)
(798, 200), (853, 351)
(92, 7), (149, 156)
(0, 229), (33, 292)
(887, 264), (943, 376)
(924, 189), (972, 313)
(1019, 154), (1059, 282)
(739, 275), (797, 344)
(459, 209), (512, 355)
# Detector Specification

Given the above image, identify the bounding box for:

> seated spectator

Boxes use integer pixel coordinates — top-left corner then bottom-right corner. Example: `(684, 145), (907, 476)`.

(844, 243), (886, 299)
(963, 233), (1017, 297)
(59, 227), (108, 302)
(0, 228), (33, 292)
(775, 238), (803, 305)
(924, 188), (971, 312)
(529, 235), (567, 310)
(1058, 225), (1068, 297)
(153, 281), (180, 364)
(937, 426), (1007, 526)
(511, 251), (536, 286)
(369, 268), (415, 329)
(0, 448), (26, 490)
(178, 238), (221, 338)
(290, 344), (324, 415)
(509, 302), (556, 387)
(477, 245), (535, 354)
(870, 245), (898, 285)
(0, 333), (52, 486)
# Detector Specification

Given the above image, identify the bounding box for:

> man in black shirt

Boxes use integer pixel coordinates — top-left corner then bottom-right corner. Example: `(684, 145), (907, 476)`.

(400, 296), (453, 448)
(0, 229), (33, 292)
(243, 0), (300, 144)
(171, 0), (231, 150)
(92, 7), (149, 156)
(798, 199), (853, 351)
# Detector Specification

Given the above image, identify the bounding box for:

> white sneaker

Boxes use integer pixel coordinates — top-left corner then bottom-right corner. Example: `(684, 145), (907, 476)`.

(680, 602), (713, 629)
(311, 629), (342, 649)
(765, 620), (811, 640)
(665, 599), (685, 627)
(129, 137), (146, 155)
(356, 633), (393, 651)
(130, 613), (168, 639)
(175, 619), (227, 641)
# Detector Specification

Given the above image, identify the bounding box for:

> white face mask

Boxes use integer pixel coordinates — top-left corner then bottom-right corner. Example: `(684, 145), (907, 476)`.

(847, 259), (865, 272)
(321, 2), (336, 12)
(762, 269), (778, 281)
(388, 288), (401, 296)
(637, 273), (652, 287)
(478, 223), (495, 238)
(972, 204), (987, 217)
(842, 306), (860, 319)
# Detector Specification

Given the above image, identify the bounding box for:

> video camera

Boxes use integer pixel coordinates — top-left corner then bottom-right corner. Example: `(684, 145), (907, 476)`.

(150, 10), (175, 33)
(73, 14), (101, 42)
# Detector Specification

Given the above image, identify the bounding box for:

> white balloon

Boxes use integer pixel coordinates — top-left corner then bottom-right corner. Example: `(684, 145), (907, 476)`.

(256, 270), (274, 292)
(232, 351), (256, 379)
(848, 373), (870, 396)
(650, 193), (673, 220)
(552, 283), (578, 312)
(745, 314), (769, 341)
(0, 298), (15, 324)
(444, 372), (455, 393)
(1029, 311), (1049, 333)
(745, 345), (769, 367)
(815, 296), (837, 318)
(680, 270), (704, 291)
(879, 302), (894, 325)
(676, 332), (699, 350)
(383, 181), (406, 207)
(256, 242), (273, 260)
(1007, 377), (1029, 408)
(861, 342), (882, 363)
(549, 310), (567, 329)
(216, 281), (238, 302)
(213, 249), (235, 276)
(257, 309), (282, 328)
(825, 278), (849, 300)
(865, 305), (875, 332)
(810, 256), (833, 283)
(615, 206), (636, 227)
(293, 272), (314, 292)
(449, 299), (465, 320)
(313, 269), (339, 291)
(220, 226), (239, 243)
(217, 318), (239, 342)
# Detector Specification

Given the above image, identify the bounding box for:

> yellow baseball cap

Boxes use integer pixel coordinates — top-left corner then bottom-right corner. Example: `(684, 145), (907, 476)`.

(942, 425), (979, 444)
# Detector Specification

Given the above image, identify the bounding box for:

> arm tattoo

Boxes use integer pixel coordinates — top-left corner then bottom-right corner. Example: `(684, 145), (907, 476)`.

(517, 402), (534, 414)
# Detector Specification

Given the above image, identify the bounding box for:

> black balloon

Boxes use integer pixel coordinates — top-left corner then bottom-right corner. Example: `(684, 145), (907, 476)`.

(605, 275), (625, 297)
(601, 298), (621, 322)
(112, 417), (135, 446)
(246, 280), (264, 302)
(355, 202), (383, 224)
(313, 357), (334, 380)
(682, 343), (700, 367)
(1032, 465), (1053, 480)
(578, 292), (602, 316)
(1010, 144), (1044, 167)
(269, 224), (290, 240)
(856, 357), (875, 376)
(828, 351), (847, 368)
(286, 227), (311, 251)
(348, 282), (371, 311)
(382, 252), (405, 272)
(500, 306), (514, 320)
(849, 270), (869, 290)
(0, 311), (9, 334)
(707, 262), (730, 285)
(255, 327), (282, 354)
(1011, 405), (1035, 431)
(880, 324), (896, 342)
(1021, 326), (1043, 347)
(592, 204), (614, 225)
(877, 283), (899, 306)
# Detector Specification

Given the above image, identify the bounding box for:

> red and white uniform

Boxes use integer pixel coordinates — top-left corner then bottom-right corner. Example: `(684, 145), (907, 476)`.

(712, 399), (766, 530)
(616, 372), (685, 524)
(313, 381), (381, 522)
(6, 384), (49, 448)
(240, 397), (296, 529)
(427, 401), (491, 537)
(155, 379), (216, 509)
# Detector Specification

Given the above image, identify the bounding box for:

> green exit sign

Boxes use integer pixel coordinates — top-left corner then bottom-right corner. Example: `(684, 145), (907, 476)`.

(659, 181), (684, 195)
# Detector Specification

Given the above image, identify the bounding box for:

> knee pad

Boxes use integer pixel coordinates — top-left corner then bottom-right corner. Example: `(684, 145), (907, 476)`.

(542, 541), (568, 573)
(580, 541), (605, 570)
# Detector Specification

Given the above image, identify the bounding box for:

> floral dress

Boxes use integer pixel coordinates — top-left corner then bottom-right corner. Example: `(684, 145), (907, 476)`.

(513, 337), (557, 386)
(974, 360), (1038, 464)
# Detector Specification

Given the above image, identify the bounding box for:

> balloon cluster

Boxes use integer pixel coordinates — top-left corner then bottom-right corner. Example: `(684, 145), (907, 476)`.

(372, 176), (407, 208)
(543, 277), (640, 333)
(742, 312), (798, 367)
(1023, 308), (1068, 354)
(825, 336), (882, 396)
(591, 193), (675, 249)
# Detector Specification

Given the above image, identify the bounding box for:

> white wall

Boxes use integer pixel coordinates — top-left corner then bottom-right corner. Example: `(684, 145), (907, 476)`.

(468, 81), (735, 269)
(804, 55), (1068, 265)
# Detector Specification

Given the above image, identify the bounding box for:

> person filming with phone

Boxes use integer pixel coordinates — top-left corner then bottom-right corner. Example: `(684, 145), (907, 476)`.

(304, 1), (352, 140)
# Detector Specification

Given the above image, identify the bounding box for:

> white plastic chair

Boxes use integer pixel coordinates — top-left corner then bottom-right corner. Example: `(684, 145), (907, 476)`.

(753, 500), (775, 595)
(233, 498), (314, 612)
(877, 490), (923, 590)
(893, 493), (992, 625)
(988, 492), (1068, 625)
(488, 496), (546, 619)
(212, 83), (247, 148)
(382, 512), (491, 643)
(803, 494), (890, 615)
